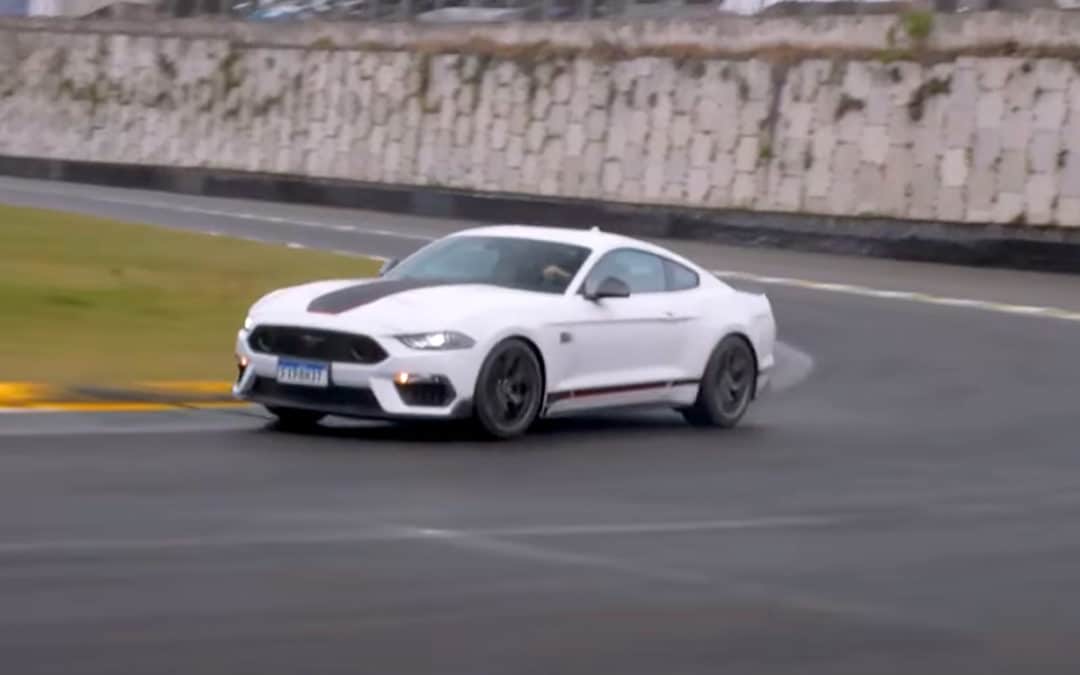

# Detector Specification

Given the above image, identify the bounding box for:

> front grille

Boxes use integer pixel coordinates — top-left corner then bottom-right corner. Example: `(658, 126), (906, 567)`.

(249, 377), (381, 413)
(248, 326), (387, 364)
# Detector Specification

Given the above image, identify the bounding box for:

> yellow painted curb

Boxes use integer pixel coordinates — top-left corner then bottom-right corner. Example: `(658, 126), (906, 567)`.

(0, 381), (239, 411)
(22, 402), (188, 413)
(15, 401), (249, 413)
(0, 382), (56, 406)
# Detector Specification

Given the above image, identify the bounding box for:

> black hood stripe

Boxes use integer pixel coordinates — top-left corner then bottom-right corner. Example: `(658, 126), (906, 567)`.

(307, 279), (456, 314)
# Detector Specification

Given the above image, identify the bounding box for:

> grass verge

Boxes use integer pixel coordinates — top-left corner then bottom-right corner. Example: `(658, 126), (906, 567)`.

(0, 204), (380, 385)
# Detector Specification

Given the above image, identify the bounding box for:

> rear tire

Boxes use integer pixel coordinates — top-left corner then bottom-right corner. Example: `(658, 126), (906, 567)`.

(472, 338), (544, 440)
(266, 406), (325, 431)
(682, 335), (757, 429)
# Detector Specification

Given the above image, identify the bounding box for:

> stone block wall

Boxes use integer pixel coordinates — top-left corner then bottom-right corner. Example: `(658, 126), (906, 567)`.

(2, 12), (1080, 227)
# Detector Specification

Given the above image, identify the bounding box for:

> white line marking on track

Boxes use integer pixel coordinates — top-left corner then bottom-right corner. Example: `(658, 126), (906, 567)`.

(715, 269), (1080, 322)
(5, 178), (1076, 322)
(286, 242), (305, 249)
(0, 182), (438, 243)
(331, 249), (381, 259)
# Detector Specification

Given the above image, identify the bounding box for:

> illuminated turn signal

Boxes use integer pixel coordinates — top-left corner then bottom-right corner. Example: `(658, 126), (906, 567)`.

(394, 372), (410, 385)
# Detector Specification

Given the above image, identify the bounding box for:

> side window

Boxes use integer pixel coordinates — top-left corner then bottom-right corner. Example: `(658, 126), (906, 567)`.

(587, 249), (667, 294)
(664, 259), (700, 291)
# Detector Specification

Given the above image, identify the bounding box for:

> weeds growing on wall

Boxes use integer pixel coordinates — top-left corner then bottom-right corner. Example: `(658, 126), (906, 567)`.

(907, 76), (951, 122)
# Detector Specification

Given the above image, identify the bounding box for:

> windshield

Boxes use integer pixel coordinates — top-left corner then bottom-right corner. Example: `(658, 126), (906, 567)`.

(384, 235), (592, 294)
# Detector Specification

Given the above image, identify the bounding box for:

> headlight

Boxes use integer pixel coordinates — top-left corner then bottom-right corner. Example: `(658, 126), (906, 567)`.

(396, 331), (475, 350)
(243, 316), (255, 332)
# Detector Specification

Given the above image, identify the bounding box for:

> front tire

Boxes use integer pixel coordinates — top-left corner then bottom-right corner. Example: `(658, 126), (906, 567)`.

(472, 338), (544, 440)
(266, 406), (325, 431)
(682, 335), (757, 429)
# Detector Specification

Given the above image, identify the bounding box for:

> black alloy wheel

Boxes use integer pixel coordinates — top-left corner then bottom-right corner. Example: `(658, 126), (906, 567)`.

(473, 338), (544, 440)
(682, 335), (757, 428)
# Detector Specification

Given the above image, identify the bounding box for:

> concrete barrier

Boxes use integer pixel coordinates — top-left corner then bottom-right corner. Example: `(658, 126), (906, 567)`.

(2, 12), (1080, 271)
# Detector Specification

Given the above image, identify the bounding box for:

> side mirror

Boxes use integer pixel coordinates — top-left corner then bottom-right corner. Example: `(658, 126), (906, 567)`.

(378, 258), (399, 276)
(584, 276), (631, 301)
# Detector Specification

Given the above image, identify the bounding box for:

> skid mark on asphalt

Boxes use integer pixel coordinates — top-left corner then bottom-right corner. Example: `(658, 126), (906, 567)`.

(716, 269), (1080, 323)
(439, 516), (844, 539)
(405, 527), (706, 584)
(0, 515), (847, 560)
(0, 514), (998, 632)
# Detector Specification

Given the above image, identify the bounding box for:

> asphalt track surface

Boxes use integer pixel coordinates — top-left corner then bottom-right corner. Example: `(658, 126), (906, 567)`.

(3, 177), (1080, 674)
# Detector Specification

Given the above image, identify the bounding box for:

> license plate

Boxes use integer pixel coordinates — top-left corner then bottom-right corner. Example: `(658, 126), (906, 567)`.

(276, 359), (330, 388)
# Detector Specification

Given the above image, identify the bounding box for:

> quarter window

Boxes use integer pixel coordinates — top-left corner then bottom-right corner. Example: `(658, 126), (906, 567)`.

(586, 249), (667, 294)
(664, 259), (700, 291)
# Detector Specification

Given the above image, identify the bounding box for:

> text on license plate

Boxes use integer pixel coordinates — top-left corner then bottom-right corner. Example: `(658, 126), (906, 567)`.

(276, 359), (330, 388)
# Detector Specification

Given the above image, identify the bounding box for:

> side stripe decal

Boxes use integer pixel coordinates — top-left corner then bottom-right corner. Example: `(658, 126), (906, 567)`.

(546, 379), (699, 404)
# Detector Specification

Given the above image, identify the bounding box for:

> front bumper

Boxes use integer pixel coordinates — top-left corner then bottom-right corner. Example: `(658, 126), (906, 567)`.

(233, 329), (481, 420)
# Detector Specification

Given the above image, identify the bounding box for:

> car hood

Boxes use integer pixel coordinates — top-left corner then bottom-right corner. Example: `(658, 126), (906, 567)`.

(248, 278), (553, 334)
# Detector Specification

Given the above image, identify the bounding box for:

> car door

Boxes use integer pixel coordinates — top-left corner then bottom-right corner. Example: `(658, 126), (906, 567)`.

(659, 254), (707, 380)
(546, 248), (688, 411)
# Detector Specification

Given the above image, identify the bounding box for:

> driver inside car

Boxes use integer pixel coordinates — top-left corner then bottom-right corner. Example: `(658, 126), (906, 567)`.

(539, 247), (591, 288)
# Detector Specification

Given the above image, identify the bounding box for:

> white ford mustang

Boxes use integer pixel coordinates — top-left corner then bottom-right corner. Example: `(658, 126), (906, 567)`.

(233, 225), (776, 439)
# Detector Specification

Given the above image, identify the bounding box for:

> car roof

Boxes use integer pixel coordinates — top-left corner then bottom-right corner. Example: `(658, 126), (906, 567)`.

(454, 224), (675, 258)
